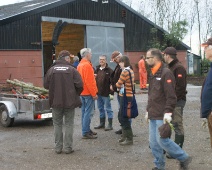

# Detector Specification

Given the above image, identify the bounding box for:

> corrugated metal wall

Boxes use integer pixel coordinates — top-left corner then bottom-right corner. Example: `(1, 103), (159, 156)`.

(0, 0), (185, 51)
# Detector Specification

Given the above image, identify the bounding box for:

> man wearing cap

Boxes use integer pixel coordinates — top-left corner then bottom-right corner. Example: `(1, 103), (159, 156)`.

(110, 51), (123, 134)
(201, 37), (212, 148)
(163, 47), (187, 157)
(44, 50), (83, 154)
(77, 48), (98, 139)
(145, 48), (191, 170)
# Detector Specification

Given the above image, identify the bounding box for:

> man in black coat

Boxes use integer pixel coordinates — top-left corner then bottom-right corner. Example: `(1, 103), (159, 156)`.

(44, 50), (83, 154)
(163, 47), (187, 157)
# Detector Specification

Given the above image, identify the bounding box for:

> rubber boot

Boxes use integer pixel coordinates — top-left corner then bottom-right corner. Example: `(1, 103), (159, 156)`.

(175, 134), (184, 148)
(105, 118), (113, 131)
(94, 118), (105, 129)
(119, 128), (133, 145)
(118, 128), (126, 143)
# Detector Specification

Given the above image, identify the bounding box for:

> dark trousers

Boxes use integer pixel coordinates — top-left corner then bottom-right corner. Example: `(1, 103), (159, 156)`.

(118, 96), (132, 130)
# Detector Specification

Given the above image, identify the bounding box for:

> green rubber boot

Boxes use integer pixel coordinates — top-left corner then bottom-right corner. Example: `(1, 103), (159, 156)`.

(94, 118), (105, 129)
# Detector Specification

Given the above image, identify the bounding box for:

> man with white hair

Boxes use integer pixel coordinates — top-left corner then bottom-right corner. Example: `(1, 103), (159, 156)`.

(77, 48), (98, 139)
(201, 37), (212, 148)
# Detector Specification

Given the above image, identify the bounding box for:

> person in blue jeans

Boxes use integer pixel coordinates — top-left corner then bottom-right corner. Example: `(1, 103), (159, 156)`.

(94, 55), (114, 131)
(145, 48), (192, 170)
(77, 48), (98, 139)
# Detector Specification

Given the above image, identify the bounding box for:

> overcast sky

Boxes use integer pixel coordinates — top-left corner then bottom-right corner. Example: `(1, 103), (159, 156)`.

(0, 0), (33, 6)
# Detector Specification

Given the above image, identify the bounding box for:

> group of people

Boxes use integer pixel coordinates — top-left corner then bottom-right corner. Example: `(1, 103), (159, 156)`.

(43, 37), (212, 170)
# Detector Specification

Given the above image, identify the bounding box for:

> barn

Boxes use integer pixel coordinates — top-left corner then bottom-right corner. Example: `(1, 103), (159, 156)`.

(0, 0), (190, 86)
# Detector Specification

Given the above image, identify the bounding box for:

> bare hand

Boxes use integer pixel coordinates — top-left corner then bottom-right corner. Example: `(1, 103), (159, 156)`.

(110, 85), (114, 91)
(93, 95), (98, 100)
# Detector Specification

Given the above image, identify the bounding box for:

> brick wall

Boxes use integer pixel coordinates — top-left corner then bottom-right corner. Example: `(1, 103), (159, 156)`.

(0, 50), (43, 86)
(124, 50), (188, 81)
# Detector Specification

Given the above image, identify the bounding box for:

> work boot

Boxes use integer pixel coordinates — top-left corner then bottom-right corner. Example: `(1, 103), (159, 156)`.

(179, 156), (192, 170)
(115, 129), (122, 134)
(118, 128), (126, 143)
(105, 118), (113, 131)
(94, 118), (105, 129)
(119, 128), (133, 145)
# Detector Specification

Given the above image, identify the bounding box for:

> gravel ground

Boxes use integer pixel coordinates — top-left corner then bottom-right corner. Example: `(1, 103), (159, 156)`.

(0, 84), (212, 170)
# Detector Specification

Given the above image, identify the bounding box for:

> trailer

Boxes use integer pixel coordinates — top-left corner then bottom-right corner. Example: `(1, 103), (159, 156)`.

(0, 93), (52, 127)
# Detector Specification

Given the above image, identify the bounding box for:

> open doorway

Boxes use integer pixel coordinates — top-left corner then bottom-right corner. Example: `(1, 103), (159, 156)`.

(41, 21), (84, 74)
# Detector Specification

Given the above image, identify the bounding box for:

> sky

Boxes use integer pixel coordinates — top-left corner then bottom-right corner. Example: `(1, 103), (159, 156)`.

(0, 0), (200, 55)
(127, 0), (200, 55)
(0, 0), (32, 6)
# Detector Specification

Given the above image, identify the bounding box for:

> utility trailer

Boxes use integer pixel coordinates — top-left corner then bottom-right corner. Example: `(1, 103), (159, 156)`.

(0, 93), (52, 127)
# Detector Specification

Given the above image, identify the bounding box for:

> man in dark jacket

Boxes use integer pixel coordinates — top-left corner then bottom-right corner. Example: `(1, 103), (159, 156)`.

(163, 47), (187, 156)
(145, 48), (191, 170)
(110, 51), (123, 134)
(44, 50), (83, 154)
(201, 37), (212, 148)
(94, 55), (114, 131)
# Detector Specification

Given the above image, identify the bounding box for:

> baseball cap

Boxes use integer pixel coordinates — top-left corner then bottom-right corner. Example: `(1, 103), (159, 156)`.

(110, 51), (122, 62)
(58, 50), (70, 59)
(162, 47), (177, 55)
(201, 37), (212, 47)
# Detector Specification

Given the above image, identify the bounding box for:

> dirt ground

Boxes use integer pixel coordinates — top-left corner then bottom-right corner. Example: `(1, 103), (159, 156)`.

(0, 84), (212, 170)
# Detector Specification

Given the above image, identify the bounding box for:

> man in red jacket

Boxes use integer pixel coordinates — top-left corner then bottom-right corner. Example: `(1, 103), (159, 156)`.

(77, 48), (98, 139)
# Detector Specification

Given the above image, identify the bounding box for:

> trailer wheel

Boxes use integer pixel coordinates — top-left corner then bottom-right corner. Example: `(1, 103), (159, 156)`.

(0, 105), (14, 127)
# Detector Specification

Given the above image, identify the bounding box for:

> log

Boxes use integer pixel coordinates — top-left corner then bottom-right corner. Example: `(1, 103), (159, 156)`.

(6, 79), (49, 94)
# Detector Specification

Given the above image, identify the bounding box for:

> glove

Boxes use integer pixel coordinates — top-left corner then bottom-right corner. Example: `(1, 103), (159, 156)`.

(163, 113), (172, 124)
(109, 94), (114, 100)
(145, 112), (149, 123)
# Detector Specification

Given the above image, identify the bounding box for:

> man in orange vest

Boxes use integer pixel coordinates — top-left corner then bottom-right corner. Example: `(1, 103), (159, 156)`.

(138, 55), (147, 90)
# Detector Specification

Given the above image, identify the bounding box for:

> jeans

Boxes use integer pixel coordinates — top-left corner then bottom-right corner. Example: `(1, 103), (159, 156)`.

(149, 119), (189, 169)
(80, 95), (94, 136)
(52, 108), (75, 152)
(97, 95), (113, 119)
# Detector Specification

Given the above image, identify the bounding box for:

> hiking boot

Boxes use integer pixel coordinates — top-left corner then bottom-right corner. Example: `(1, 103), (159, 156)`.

(55, 149), (62, 154)
(82, 133), (97, 139)
(119, 138), (133, 145)
(89, 129), (97, 135)
(64, 149), (74, 154)
(152, 168), (162, 170)
(179, 156), (192, 170)
(115, 129), (122, 134)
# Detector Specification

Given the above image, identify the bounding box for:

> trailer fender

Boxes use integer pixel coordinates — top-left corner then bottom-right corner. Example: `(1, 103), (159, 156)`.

(0, 101), (17, 118)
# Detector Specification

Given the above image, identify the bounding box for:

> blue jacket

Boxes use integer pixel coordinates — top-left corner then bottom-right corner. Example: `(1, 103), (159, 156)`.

(201, 63), (212, 118)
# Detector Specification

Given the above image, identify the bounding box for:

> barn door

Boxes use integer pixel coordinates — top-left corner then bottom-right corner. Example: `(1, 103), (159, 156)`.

(86, 25), (124, 69)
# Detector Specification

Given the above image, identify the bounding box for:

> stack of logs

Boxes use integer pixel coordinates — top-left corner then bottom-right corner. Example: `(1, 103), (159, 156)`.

(0, 79), (49, 99)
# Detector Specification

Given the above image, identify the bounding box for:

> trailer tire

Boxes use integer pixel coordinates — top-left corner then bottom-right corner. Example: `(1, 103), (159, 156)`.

(0, 105), (14, 127)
